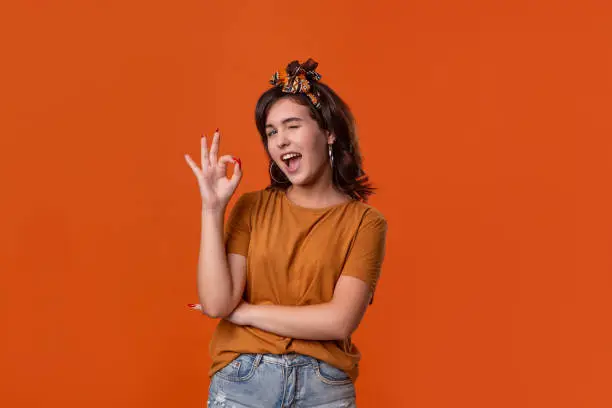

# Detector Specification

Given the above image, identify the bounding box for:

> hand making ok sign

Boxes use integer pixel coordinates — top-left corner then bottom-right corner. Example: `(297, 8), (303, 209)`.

(184, 129), (242, 212)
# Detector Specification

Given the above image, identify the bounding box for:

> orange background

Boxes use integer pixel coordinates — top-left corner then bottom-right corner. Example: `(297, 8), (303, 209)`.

(1, 1), (611, 407)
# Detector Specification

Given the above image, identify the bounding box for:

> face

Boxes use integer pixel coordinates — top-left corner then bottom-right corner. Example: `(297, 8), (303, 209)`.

(265, 97), (335, 186)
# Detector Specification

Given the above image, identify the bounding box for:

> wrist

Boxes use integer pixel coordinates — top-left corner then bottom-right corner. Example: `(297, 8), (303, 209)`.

(201, 207), (225, 218)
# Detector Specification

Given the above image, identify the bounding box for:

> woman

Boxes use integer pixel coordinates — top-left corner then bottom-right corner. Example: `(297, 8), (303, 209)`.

(184, 59), (388, 408)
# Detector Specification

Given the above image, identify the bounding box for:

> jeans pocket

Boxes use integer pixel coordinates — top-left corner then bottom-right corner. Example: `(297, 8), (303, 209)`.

(314, 360), (353, 386)
(215, 354), (261, 383)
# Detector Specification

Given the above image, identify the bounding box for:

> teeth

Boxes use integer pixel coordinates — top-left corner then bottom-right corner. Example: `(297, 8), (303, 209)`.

(282, 153), (301, 161)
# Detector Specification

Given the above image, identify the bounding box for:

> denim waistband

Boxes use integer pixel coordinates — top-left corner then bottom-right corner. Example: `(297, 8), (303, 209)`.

(245, 352), (319, 367)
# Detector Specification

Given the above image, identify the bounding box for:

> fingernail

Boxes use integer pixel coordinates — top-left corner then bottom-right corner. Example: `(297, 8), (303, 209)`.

(215, 128), (219, 133)
(187, 303), (197, 308)
(233, 157), (241, 168)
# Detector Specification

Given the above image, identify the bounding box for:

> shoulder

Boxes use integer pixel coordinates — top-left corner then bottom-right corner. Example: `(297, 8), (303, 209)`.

(230, 188), (283, 211)
(241, 188), (283, 199)
(236, 189), (264, 201)
(227, 190), (261, 218)
(233, 189), (267, 205)
(350, 201), (388, 231)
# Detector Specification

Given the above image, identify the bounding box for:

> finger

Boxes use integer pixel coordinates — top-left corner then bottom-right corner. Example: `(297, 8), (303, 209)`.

(216, 155), (235, 177)
(201, 134), (209, 169)
(187, 303), (202, 311)
(184, 154), (202, 177)
(209, 128), (220, 165)
(229, 156), (242, 186)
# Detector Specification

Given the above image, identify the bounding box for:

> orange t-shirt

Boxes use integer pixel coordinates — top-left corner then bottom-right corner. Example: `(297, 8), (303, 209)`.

(208, 188), (388, 383)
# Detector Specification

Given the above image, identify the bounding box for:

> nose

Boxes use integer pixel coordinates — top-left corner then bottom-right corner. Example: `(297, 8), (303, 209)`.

(275, 130), (290, 149)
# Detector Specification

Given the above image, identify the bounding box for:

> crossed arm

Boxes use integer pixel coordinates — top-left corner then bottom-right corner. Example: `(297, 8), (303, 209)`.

(226, 275), (371, 341)
(192, 253), (373, 341)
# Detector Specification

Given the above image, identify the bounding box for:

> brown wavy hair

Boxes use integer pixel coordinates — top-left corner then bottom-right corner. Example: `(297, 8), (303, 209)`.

(254, 60), (375, 202)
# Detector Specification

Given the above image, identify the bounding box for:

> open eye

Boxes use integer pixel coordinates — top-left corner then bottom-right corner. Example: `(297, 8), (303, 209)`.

(267, 129), (277, 137)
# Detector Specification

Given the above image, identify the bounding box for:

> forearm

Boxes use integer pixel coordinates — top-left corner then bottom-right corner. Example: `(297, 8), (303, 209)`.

(197, 209), (233, 317)
(243, 302), (348, 341)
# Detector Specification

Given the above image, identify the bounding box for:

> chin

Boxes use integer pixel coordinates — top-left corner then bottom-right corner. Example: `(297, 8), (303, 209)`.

(286, 175), (305, 186)
(288, 166), (329, 187)
(290, 175), (319, 188)
(285, 173), (307, 186)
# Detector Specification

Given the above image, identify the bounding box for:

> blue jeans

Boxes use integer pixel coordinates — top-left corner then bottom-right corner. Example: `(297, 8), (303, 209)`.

(208, 353), (357, 408)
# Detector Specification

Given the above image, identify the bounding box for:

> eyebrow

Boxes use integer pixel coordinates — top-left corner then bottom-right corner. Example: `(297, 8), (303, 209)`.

(265, 117), (303, 128)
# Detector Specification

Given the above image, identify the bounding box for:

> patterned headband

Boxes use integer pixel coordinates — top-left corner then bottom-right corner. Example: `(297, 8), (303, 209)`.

(269, 59), (322, 109)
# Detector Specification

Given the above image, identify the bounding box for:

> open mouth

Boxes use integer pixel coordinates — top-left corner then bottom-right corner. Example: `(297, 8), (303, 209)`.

(281, 152), (302, 172)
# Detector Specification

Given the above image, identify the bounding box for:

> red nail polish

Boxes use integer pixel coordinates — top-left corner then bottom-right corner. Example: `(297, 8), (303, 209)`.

(215, 128), (219, 133)
(187, 303), (197, 308)
(233, 157), (241, 168)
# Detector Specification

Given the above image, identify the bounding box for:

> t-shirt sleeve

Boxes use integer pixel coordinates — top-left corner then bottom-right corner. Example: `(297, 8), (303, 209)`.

(224, 192), (257, 256)
(340, 209), (388, 304)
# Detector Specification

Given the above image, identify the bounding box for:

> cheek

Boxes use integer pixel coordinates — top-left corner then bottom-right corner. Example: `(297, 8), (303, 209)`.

(307, 140), (327, 162)
(266, 143), (276, 158)
(299, 131), (326, 156)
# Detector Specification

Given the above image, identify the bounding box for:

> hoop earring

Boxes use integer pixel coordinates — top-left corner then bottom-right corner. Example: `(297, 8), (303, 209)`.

(328, 144), (334, 168)
(269, 161), (289, 184)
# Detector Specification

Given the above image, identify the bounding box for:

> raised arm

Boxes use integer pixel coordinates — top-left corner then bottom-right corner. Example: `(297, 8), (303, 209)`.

(197, 210), (247, 318)
(184, 129), (245, 318)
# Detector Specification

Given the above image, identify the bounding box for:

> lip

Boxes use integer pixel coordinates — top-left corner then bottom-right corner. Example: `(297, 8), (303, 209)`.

(280, 151), (302, 161)
(280, 152), (302, 174)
